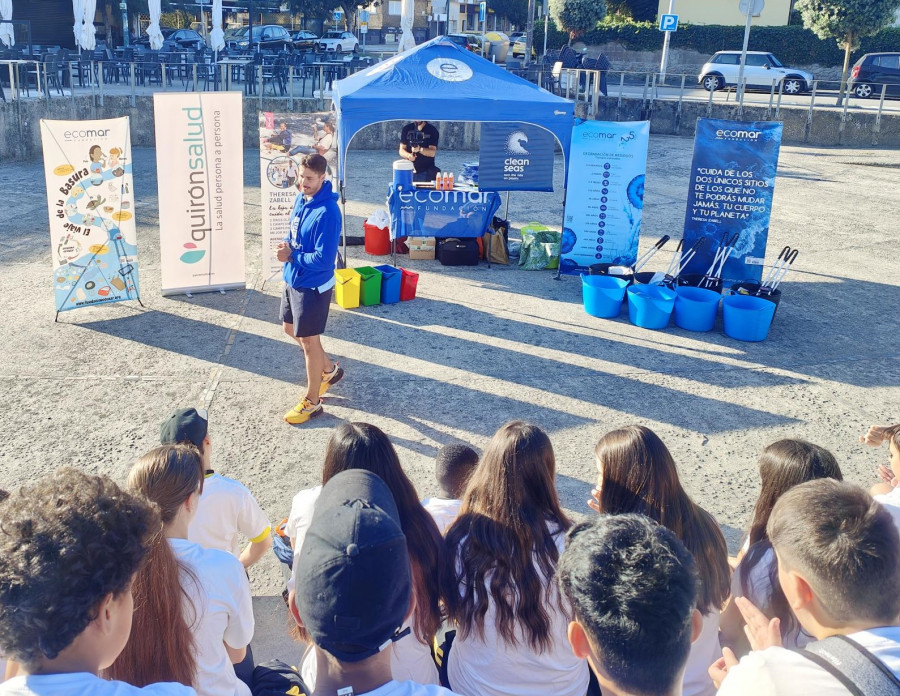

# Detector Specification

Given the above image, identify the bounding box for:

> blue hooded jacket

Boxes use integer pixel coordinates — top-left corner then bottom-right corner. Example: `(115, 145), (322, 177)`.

(282, 180), (341, 290)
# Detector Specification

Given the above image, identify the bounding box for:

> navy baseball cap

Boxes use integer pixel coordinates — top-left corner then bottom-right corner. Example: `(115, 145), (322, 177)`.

(295, 469), (411, 662)
(159, 408), (209, 449)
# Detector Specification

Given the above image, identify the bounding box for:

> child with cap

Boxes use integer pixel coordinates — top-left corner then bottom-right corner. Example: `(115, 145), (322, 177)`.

(421, 444), (478, 535)
(0, 469), (196, 696)
(289, 469), (459, 696)
(160, 408), (273, 568)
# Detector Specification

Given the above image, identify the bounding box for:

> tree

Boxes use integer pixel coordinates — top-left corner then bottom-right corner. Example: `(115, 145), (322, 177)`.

(794, 0), (900, 103)
(618, 0), (657, 21)
(491, 0), (529, 27)
(549, 0), (606, 42)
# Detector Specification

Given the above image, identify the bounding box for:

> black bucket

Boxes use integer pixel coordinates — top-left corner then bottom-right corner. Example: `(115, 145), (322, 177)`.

(677, 273), (722, 293)
(731, 281), (782, 310)
(633, 270), (674, 287)
(589, 263), (634, 285)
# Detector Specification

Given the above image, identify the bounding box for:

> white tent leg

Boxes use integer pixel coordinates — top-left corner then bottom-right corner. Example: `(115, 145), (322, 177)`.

(339, 183), (347, 269)
(553, 187), (567, 280)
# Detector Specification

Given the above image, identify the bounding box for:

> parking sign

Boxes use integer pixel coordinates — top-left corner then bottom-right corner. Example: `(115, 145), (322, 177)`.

(659, 14), (678, 31)
(479, 2), (486, 22)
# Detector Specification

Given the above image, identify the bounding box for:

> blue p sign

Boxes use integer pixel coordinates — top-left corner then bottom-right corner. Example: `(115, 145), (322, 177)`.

(479, 2), (486, 22)
(659, 14), (678, 32)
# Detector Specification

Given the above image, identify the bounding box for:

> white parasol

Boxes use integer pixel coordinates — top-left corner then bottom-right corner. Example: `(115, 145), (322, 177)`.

(0, 0), (15, 49)
(209, 0), (225, 51)
(396, 0), (415, 53)
(80, 0), (96, 51)
(146, 0), (163, 50)
(72, 0), (84, 49)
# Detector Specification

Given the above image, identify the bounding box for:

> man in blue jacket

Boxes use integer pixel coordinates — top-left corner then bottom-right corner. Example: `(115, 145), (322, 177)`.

(276, 154), (344, 425)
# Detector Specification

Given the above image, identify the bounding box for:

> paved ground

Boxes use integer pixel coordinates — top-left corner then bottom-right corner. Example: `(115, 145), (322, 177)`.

(1, 137), (898, 662)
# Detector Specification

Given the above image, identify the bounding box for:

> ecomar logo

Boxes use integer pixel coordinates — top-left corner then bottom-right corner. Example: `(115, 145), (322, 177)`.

(715, 129), (761, 141)
(426, 58), (473, 82)
(64, 128), (111, 141)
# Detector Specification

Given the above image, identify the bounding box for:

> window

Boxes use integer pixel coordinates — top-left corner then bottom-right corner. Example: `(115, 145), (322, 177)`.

(745, 54), (768, 67)
(714, 54), (739, 65)
(875, 54), (900, 70)
(388, 1), (401, 14)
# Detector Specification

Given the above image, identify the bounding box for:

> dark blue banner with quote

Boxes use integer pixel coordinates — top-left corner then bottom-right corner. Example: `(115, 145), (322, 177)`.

(478, 122), (555, 192)
(682, 118), (783, 287)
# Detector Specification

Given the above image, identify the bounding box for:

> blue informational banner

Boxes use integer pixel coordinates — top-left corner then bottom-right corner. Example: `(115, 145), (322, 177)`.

(478, 122), (555, 192)
(559, 120), (650, 276)
(388, 187), (501, 239)
(682, 118), (783, 287)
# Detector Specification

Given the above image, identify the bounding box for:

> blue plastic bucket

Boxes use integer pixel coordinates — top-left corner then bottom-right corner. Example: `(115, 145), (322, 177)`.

(393, 159), (414, 190)
(627, 284), (676, 330)
(674, 285), (720, 332)
(582, 273), (628, 318)
(722, 294), (776, 342)
(373, 264), (401, 304)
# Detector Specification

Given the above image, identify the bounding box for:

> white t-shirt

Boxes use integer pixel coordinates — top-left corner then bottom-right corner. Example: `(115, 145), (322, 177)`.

(446, 529), (589, 696)
(288, 485), (439, 685)
(169, 538), (254, 696)
(355, 682), (459, 696)
(0, 673), (195, 695)
(717, 627), (900, 695)
(874, 487), (900, 537)
(421, 498), (462, 536)
(682, 610), (721, 696)
(188, 473), (270, 558)
(731, 544), (812, 650)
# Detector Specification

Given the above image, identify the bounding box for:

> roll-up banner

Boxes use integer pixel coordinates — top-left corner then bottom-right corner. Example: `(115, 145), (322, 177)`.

(478, 122), (555, 192)
(558, 121), (650, 276)
(40, 117), (141, 314)
(154, 92), (245, 295)
(682, 118), (783, 287)
(259, 111), (337, 277)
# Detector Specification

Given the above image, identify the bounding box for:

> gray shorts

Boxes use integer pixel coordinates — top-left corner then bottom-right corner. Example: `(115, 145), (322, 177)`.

(280, 285), (333, 338)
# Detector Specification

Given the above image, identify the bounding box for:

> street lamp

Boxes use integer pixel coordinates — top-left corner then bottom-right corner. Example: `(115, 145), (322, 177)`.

(119, 1), (129, 47)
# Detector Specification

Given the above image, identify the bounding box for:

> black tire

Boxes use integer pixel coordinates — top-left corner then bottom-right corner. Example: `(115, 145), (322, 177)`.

(853, 82), (874, 99)
(782, 76), (805, 95)
(702, 74), (723, 92)
(352, 44), (359, 53)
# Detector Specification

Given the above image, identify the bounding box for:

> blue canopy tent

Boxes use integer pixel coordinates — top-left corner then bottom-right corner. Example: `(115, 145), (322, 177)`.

(331, 36), (575, 261)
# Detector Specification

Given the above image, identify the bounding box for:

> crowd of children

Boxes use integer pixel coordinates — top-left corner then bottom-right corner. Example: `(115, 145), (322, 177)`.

(0, 411), (898, 696)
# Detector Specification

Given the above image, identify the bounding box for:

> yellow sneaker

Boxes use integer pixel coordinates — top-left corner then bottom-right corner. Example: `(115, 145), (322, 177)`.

(319, 362), (345, 397)
(284, 398), (323, 424)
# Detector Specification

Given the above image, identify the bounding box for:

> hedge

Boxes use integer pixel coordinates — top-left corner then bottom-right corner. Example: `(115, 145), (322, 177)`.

(536, 21), (900, 67)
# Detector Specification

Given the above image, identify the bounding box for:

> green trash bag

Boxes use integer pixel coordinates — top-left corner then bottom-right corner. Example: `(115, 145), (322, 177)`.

(518, 223), (561, 271)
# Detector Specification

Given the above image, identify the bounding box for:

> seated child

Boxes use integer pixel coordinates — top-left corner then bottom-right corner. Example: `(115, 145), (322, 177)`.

(421, 444), (478, 535)
(0, 469), (195, 695)
(867, 423), (900, 533)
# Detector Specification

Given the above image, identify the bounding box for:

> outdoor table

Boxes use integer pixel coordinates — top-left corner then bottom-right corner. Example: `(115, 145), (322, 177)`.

(0, 59), (42, 99)
(217, 57), (252, 91)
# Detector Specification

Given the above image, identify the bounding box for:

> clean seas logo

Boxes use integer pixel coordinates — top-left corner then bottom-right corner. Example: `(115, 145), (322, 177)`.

(180, 242), (205, 264)
(426, 58), (473, 82)
(505, 131), (529, 155)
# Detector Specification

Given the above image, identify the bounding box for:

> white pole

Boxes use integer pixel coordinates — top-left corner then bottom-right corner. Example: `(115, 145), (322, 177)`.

(542, 0), (548, 57)
(736, 6), (752, 102)
(659, 0), (674, 84)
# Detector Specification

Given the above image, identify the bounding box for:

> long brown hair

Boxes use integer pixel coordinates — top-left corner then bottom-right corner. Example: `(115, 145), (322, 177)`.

(320, 422), (446, 644)
(739, 439), (841, 642)
(593, 425), (729, 614)
(445, 421), (572, 652)
(103, 444), (204, 687)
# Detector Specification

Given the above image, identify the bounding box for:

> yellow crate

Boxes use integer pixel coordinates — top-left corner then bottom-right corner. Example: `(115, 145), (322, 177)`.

(334, 269), (361, 309)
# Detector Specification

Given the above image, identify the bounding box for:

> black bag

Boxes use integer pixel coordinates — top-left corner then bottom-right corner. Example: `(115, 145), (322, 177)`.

(437, 237), (479, 266)
(251, 659), (311, 696)
(802, 635), (900, 696)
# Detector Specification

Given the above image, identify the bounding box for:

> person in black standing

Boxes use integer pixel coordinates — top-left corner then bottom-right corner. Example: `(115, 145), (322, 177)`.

(399, 121), (441, 183)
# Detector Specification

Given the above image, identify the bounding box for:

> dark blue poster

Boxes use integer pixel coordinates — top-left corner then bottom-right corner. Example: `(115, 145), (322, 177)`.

(478, 122), (555, 192)
(682, 118), (783, 287)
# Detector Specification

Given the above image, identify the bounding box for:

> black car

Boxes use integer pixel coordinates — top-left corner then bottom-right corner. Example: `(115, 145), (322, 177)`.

(230, 24), (294, 51)
(291, 30), (318, 50)
(849, 52), (900, 99)
(135, 28), (204, 51)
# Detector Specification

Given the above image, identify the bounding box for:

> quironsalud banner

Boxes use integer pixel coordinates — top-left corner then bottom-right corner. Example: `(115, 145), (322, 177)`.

(478, 122), (555, 192)
(259, 111), (337, 276)
(40, 117), (140, 314)
(558, 121), (650, 276)
(154, 92), (245, 295)
(682, 119), (783, 287)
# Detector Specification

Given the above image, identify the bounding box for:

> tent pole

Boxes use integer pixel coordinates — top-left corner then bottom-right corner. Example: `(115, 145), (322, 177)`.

(339, 182), (348, 269)
(553, 187), (566, 280)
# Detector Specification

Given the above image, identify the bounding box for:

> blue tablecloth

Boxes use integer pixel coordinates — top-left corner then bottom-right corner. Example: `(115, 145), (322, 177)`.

(388, 185), (501, 240)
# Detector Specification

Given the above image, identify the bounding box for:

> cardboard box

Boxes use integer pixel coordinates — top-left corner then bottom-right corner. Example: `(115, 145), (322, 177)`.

(408, 236), (436, 260)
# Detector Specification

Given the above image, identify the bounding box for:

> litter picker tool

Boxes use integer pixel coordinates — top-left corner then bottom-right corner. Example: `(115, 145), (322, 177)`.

(705, 232), (740, 287)
(633, 235), (670, 273)
(651, 239), (683, 284)
(760, 246), (791, 289)
(670, 237), (707, 284)
(760, 248), (798, 295)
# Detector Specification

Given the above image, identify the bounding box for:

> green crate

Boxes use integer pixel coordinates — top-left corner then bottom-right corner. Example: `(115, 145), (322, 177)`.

(355, 266), (383, 306)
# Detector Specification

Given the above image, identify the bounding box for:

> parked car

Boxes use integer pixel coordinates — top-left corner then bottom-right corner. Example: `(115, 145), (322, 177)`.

(223, 27), (245, 45)
(229, 24), (294, 51)
(135, 27), (204, 51)
(318, 31), (359, 53)
(446, 33), (482, 52)
(848, 52), (900, 98)
(698, 51), (812, 94)
(511, 35), (536, 59)
(291, 30), (318, 50)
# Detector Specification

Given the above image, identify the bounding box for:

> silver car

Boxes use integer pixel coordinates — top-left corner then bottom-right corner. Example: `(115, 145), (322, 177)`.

(698, 51), (813, 94)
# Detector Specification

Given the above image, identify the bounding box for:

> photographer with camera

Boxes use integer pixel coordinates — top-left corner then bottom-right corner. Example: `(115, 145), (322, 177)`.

(399, 121), (441, 183)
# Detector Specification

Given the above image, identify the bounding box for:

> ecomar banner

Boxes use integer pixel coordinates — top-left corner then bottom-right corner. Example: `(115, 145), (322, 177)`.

(154, 92), (245, 295)
(40, 117), (141, 314)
